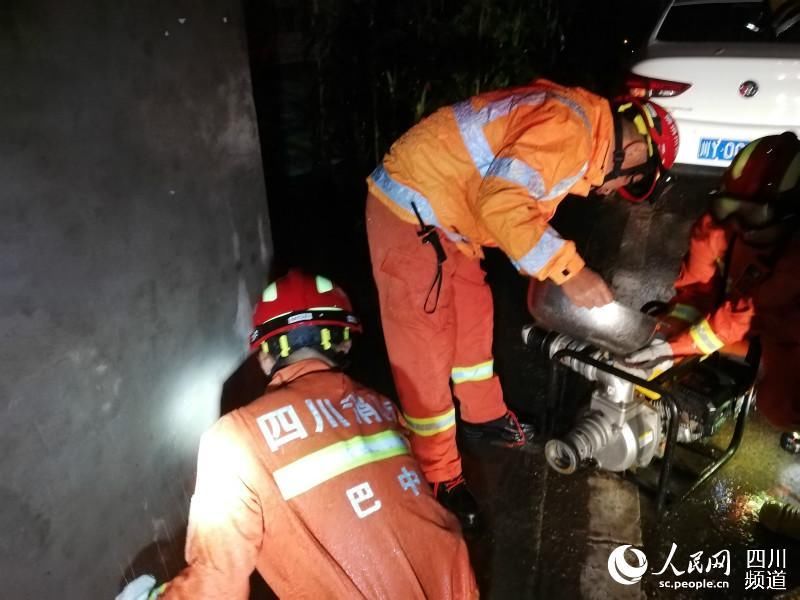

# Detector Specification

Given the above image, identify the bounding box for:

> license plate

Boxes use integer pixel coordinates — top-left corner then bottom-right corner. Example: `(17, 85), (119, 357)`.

(697, 138), (749, 161)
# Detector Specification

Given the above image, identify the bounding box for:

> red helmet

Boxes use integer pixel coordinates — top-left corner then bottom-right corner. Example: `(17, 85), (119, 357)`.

(721, 132), (800, 203)
(611, 98), (680, 203)
(249, 269), (361, 354)
(712, 132), (800, 227)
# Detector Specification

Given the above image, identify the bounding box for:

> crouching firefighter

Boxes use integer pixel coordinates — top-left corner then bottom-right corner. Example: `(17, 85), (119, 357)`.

(626, 132), (800, 433)
(365, 78), (678, 528)
(116, 270), (477, 600)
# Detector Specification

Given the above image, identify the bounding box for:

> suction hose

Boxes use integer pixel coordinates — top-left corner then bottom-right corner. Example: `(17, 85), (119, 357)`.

(544, 411), (613, 474)
(522, 323), (617, 475)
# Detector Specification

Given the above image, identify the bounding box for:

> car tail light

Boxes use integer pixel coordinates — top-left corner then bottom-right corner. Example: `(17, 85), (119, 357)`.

(625, 74), (691, 98)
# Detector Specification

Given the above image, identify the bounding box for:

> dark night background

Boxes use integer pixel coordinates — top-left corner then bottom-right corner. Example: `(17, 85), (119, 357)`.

(242, 0), (668, 395)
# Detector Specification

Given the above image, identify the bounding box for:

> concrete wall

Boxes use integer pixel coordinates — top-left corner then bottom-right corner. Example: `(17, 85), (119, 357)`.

(0, 2), (271, 596)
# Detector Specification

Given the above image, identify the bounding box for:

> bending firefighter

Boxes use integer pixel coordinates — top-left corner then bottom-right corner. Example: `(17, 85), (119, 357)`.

(366, 78), (679, 527)
(627, 132), (800, 432)
(117, 270), (477, 599)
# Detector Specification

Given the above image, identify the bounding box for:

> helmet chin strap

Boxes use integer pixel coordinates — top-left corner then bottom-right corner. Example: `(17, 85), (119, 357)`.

(603, 108), (657, 185)
(605, 113), (626, 182)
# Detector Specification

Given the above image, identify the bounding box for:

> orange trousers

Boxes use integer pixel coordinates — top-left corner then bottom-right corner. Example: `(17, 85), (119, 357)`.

(366, 194), (507, 482)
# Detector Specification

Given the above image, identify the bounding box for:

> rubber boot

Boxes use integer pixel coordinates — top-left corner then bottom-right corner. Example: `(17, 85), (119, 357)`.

(461, 409), (535, 447)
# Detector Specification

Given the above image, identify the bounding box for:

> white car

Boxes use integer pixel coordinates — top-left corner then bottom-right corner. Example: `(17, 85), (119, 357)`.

(627, 0), (800, 168)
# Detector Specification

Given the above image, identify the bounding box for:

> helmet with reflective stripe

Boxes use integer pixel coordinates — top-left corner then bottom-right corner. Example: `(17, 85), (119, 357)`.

(250, 269), (361, 352)
(712, 132), (800, 228)
(721, 132), (800, 205)
(610, 97), (680, 203)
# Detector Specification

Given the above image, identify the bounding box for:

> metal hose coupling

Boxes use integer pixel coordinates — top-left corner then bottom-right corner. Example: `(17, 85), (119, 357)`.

(522, 324), (602, 378)
(545, 411), (613, 474)
(522, 324), (587, 359)
(521, 323), (554, 355)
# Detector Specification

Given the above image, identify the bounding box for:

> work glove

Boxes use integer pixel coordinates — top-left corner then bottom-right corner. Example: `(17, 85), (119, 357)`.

(622, 339), (675, 379)
(611, 360), (651, 383)
(116, 575), (162, 600)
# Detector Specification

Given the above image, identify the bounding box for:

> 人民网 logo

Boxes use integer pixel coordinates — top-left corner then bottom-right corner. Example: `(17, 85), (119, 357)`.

(608, 544), (649, 585)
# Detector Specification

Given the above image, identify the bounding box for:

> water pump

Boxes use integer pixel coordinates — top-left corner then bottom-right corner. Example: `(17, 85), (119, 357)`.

(524, 280), (755, 511)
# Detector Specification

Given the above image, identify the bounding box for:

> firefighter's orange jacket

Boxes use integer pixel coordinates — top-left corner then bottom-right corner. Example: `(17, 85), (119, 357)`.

(160, 360), (476, 599)
(367, 79), (613, 284)
(667, 214), (800, 356)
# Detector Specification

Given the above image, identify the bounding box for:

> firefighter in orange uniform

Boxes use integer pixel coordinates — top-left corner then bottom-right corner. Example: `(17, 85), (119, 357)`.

(116, 270), (477, 600)
(366, 78), (679, 527)
(626, 132), (800, 432)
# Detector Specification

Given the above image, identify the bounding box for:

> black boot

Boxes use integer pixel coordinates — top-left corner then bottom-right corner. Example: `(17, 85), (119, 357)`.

(461, 410), (535, 447)
(433, 474), (481, 531)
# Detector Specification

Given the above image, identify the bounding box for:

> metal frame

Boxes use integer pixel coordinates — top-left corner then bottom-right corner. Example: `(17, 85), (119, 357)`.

(546, 348), (753, 514)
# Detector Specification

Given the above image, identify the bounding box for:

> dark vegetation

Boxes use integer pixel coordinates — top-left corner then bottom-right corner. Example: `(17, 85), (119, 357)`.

(242, 0), (666, 391)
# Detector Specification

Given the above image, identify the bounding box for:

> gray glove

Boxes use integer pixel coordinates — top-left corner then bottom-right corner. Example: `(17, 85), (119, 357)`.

(115, 575), (159, 600)
(623, 339), (675, 378)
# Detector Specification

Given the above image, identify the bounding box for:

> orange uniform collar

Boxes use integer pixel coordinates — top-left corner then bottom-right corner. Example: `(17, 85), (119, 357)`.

(268, 358), (337, 387)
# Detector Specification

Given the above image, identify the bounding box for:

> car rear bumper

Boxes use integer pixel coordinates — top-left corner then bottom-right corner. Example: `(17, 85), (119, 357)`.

(674, 120), (800, 167)
(671, 163), (725, 178)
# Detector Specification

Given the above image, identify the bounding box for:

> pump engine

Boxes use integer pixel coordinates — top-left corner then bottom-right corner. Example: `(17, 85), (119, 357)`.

(523, 327), (747, 476)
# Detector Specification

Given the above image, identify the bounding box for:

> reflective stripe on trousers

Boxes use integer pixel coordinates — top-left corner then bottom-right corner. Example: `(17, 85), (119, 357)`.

(403, 409), (457, 437)
(451, 359), (493, 385)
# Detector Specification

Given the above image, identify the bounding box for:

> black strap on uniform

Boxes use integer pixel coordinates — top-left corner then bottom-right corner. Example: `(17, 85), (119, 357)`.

(721, 231), (789, 305)
(410, 201), (447, 313)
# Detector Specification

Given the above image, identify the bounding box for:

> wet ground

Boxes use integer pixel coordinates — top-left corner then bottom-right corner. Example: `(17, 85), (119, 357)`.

(640, 412), (800, 599)
(248, 165), (800, 599)
(458, 414), (800, 599)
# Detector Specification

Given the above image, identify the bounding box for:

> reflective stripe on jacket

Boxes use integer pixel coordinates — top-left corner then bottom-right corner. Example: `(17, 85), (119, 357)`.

(161, 360), (476, 599)
(367, 79), (613, 284)
(669, 214), (800, 356)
